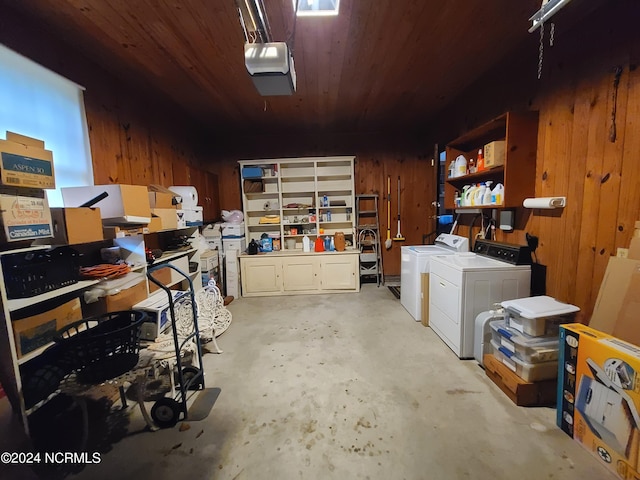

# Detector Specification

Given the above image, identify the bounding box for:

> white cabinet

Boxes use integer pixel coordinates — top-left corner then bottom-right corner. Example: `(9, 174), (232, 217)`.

(320, 254), (358, 290)
(239, 157), (356, 250)
(241, 256), (282, 294)
(240, 251), (360, 296)
(282, 256), (320, 291)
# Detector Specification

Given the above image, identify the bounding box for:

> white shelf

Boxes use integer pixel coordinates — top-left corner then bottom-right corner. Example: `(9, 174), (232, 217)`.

(7, 279), (100, 312)
(17, 342), (56, 365)
(153, 247), (197, 264)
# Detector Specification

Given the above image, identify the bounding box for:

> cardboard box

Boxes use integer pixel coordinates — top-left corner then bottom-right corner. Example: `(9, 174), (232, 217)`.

(184, 206), (203, 226)
(6, 131), (45, 148)
(151, 208), (178, 230)
(0, 136), (55, 188)
(222, 222), (245, 237)
(589, 257), (640, 347)
(12, 297), (82, 358)
(484, 353), (556, 406)
(558, 324), (640, 479)
(147, 266), (172, 293)
(61, 184), (151, 225)
(148, 191), (176, 209)
(134, 290), (188, 340)
(176, 209), (186, 229)
(421, 273), (430, 327)
(83, 279), (147, 317)
(48, 207), (103, 245)
(484, 140), (506, 169)
(0, 188), (52, 242)
(201, 249), (219, 272)
(226, 249), (240, 297)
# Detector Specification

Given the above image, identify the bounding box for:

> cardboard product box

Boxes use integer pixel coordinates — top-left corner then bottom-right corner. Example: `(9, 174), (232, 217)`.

(83, 276), (148, 317)
(222, 222), (245, 238)
(223, 236), (246, 254)
(558, 324), (640, 479)
(421, 273), (430, 327)
(151, 208), (178, 231)
(589, 257), (640, 347)
(148, 191), (176, 209)
(200, 249), (219, 272)
(484, 141), (506, 169)
(133, 290), (188, 340)
(12, 297), (83, 358)
(48, 207), (103, 245)
(147, 266), (172, 293)
(484, 353), (557, 406)
(184, 206), (203, 226)
(0, 187), (53, 242)
(61, 184), (151, 225)
(0, 135), (55, 189)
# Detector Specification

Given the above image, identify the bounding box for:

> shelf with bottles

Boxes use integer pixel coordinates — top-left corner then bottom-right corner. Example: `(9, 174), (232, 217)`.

(444, 111), (538, 209)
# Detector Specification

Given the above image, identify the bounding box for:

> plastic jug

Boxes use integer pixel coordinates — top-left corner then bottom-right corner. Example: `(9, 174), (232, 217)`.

(454, 155), (467, 177)
(492, 183), (504, 205)
(302, 235), (311, 252)
(475, 184), (486, 205)
(461, 185), (471, 206)
(467, 185), (478, 206)
(483, 181), (493, 205)
(314, 237), (325, 252)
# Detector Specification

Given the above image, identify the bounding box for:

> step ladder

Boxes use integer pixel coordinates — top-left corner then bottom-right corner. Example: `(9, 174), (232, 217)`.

(356, 194), (384, 286)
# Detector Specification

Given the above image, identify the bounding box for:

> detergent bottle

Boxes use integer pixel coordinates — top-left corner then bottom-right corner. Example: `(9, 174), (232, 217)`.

(475, 183), (486, 206)
(483, 181), (493, 205)
(460, 185), (470, 206)
(468, 184), (478, 206)
(302, 235), (311, 252)
(492, 183), (504, 205)
(454, 155), (467, 177)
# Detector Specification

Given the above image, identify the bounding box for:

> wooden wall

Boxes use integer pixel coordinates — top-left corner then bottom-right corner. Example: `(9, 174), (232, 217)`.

(0, 6), (221, 221)
(425, 0), (640, 322)
(204, 133), (437, 277)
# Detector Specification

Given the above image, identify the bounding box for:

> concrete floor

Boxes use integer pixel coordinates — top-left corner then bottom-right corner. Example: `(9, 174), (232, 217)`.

(1, 284), (614, 479)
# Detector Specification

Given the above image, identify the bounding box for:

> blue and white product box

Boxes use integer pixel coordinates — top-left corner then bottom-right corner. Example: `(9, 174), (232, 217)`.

(184, 206), (203, 226)
(134, 290), (188, 340)
(222, 222), (245, 238)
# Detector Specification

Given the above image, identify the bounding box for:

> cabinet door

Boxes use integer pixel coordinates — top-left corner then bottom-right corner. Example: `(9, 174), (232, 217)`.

(282, 256), (320, 291)
(320, 254), (358, 290)
(241, 257), (282, 294)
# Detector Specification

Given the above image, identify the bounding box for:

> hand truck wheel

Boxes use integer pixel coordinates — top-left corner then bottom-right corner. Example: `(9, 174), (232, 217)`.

(151, 397), (181, 428)
(181, 366), (203, 391)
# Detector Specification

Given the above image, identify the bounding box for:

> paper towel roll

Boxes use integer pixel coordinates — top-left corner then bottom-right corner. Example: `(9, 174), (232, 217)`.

(523, 197), (566, 209)
(169, 186), (198, 207)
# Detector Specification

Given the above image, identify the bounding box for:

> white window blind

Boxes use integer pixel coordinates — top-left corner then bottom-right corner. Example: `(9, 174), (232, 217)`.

(0, 43), (94, 207)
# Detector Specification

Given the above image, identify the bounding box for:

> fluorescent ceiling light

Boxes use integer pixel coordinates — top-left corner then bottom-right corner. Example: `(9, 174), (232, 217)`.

(293, 0), (340, 17)
(529, 0), (572, 32)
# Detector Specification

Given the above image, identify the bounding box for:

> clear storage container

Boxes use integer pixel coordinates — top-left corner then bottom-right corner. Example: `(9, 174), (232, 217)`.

(490, 320), (559, 363)
(501, 296), (579, 337)
(490, 339), (558, 381)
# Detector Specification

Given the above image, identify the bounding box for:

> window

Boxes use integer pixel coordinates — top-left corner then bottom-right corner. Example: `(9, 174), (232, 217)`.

(293, 0), (340, 16)
(0, 43), (94, 207)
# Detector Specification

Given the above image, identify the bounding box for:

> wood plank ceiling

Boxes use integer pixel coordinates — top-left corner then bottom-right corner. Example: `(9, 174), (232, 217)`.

(1, 0), (546, 137)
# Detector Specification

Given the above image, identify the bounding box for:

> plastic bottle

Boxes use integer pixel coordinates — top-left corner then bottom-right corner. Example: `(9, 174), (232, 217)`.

(483, 181), (493, 205)
(477, 148), (485, 172)
(454, 155), (467, 178)
(461, 185), (470, 206)
(475, 183), (486, 205)
(467, 185), (478, 206)
(448, 160), (455, 179)
(326, 210), (331, 221)
(314, 236), (325, 252)
(303, 235), (311, 252)
(492, 183), (504, 205)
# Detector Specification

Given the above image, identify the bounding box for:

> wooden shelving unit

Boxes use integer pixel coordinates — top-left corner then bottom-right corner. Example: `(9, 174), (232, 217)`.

(444, 111), (539, 210)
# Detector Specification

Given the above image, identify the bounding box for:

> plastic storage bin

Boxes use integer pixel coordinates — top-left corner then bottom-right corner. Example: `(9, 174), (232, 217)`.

(501, 295), (579, 337)
(490, 339), (558, 381)
(490, 320), (559, 363)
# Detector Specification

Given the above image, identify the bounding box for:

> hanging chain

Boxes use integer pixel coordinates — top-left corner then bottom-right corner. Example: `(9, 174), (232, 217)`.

(550, 22), (555, 47)
(538, 21), (545, 79)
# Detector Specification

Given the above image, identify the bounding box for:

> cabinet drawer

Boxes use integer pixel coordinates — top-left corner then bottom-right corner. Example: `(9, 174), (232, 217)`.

(429, 273), (460, 321)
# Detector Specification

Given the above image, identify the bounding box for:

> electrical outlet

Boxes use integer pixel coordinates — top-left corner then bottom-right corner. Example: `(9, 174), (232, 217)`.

(617, 248), (629, 258)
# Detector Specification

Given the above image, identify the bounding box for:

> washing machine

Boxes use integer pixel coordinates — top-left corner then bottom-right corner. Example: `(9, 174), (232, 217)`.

(428, 239), (532, 359)
(400, 234), (469, 322)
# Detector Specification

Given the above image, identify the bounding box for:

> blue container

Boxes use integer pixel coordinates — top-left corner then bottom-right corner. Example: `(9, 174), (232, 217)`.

(242, 166), (263, 179)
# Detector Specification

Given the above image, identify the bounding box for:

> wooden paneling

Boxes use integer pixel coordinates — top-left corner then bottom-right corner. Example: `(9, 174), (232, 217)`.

(423, 0), (640, 322)
(0, 5), (211, 202)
